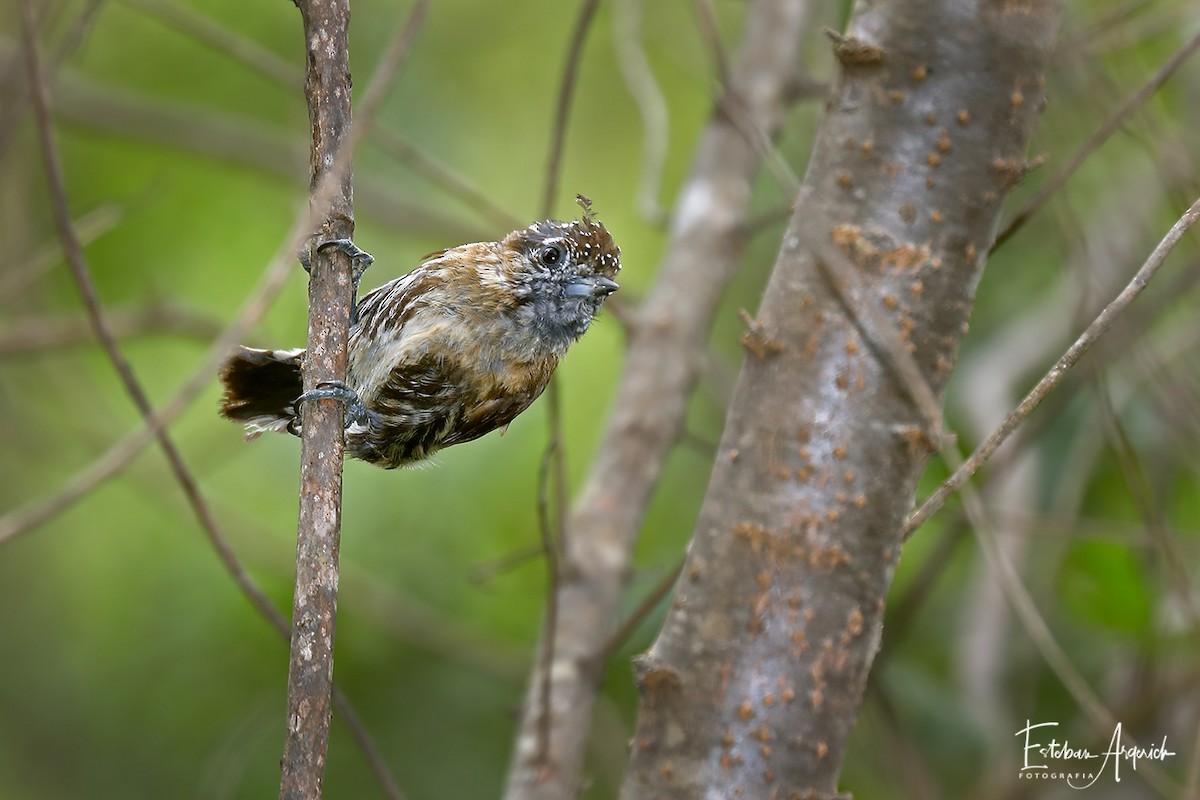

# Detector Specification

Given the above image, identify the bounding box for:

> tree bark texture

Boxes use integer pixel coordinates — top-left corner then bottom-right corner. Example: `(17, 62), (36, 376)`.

(281, 1), (358, 798)
(503, 2), (818, 797)
(621, 2), (1063, 798)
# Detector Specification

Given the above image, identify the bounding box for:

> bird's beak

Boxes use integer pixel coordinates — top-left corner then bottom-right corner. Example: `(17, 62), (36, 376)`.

(565, 276), (620, 298)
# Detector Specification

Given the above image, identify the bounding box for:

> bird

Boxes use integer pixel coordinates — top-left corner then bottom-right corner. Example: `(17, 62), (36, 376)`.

(218, 196), (620, 468)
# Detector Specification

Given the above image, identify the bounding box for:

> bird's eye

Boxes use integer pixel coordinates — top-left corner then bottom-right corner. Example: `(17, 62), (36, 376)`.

(537, 244), (565, 267)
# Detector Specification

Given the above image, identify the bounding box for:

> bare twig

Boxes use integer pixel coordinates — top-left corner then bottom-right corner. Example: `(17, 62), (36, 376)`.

(368, 125), (522, 232)
(114, 0), (300, 87)
(281, 1), (427, 796)
(540, 0), (601, 217)
(527, 0), (603, 773)
(593, 559), (685, 670)
(0, 304), (220, 355)
(534, 435), (564, 766)
(992, 28), (1200, 252)
(281, 1), (359, 791)
(613, 0), (669, 223)
(0, 0), (104, 159)
(0, 204), (123, 306)
(906, 196), (1200, 537)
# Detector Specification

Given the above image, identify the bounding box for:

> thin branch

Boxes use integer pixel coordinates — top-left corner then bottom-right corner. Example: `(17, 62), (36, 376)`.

(0, 304), (220, 356)
(113, 0), (301, 87)
(593, 559), (685, 670)
(534, 436), (564, 766)
(110, 0), (511, 233)
(992, 28), (1200, 252)
(1093, 373), (1199, 626)
(613, 0), (669, 224)
(281, 0), (427, 796)
(368, 125), (522, 232)
(528, 0), (602, 773)
(906, 196), (1200, 537)
(0, 203), (123, 306)
(540, 0), (601, 217)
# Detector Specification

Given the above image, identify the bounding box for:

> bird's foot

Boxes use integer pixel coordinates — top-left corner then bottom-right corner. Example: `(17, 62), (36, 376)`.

(296, 380), (369, 429)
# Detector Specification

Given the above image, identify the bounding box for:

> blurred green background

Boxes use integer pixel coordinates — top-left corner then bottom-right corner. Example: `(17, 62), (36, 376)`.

(1, 1), (1198, 798)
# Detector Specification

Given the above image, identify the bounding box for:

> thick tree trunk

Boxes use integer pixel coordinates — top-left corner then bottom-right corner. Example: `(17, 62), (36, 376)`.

(621, 2), (1064, 798)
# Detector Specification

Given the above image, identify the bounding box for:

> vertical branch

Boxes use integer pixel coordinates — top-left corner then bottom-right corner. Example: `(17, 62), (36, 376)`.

(531, 0), (601, 771)
(281, 1), (357, 797)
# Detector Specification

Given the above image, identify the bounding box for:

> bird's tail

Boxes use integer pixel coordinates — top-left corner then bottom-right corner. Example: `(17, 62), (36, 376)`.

(218, 346), (305, 437)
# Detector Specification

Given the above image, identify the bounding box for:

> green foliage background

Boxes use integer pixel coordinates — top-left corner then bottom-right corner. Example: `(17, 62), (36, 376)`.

(1, 1), (1197, 798)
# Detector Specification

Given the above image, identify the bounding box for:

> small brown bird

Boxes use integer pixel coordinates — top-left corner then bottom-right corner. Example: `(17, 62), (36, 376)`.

(218, 197), (620, 468)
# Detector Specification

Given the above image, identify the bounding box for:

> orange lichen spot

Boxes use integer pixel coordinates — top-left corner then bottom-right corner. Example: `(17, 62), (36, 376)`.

(854, 494), (867, 508)
(1011, 88), (1024, 108)
(722, 727), (735, 748)
(733, 521), (767, 552)
(688, 564), (702, 581)
(756, 571), (772, 590)
(826, 508), (840, 523)
(833, 444), (847, 459)
(848, 609), (864, 637)
(782, 687), (796, 704)
(957, 108), (971, 126)
(720, 753), (733, 772)
(845, 339), (859, 356)
(925, 111), (937, 126)
(790, 629), (807, 647)
(937, 131), (951, 153)
(796, 465), (813, 482)
(817, 741), (829, 759)
(660, 763), (673, 779)
(738, 701), (755, 720)
(926, 175), (937, 189)
(889, 89), (905, 105)
(860, 140), (874, 158)
(843, 469), (856, 483)
(929, 210), (943, 223)
(911, 64), (927, 82)
(926, 152), (941, 168)
(739, 310), (784, 358)
(755, 726), (772, 743)
(931, 255), (943, 270)
(761, 745), (774, 760)
(836, 171), (854, 189)
(763, 693), (777, 709)
(881, 294), (899, 310)
(638, 737), (652, 751)
(830, 223), (861, 250)
(965, 242), (977, 261)
(728, 448), (740, 463)
(763, 768), (775, 784)
(910, 280), (924, 297)
(883, 160), (902, 179)
(810, 690), (824, 709)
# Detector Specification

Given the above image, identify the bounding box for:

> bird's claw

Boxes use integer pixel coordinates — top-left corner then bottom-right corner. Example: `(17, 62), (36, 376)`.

(296, 380), (369, 429)
(298, 238), (374, 323)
